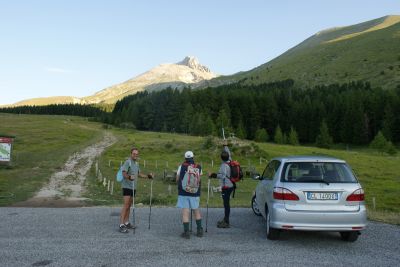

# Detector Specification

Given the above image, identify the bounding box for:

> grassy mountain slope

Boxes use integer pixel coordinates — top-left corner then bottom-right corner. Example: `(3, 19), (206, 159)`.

(0, 96), (84, 108)
(208, 15), (400, 89)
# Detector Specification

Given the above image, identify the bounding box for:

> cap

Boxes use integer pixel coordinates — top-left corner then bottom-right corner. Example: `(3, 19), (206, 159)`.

(184, 151), (194, 158)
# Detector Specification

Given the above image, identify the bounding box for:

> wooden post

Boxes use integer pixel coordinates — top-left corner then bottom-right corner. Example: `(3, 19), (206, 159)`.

(111, 182), (114, 195)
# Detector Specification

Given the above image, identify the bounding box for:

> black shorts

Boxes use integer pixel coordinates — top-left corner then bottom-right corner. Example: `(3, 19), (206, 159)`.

(122, 188), (136, 197)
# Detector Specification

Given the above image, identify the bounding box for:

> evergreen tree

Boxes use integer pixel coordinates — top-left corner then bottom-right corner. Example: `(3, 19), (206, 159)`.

(382, 104), (395, 141)
(216, 109), (232, 137)
(316, 120), (333, 149)
(369, 131), (388, 150)
(274, 125), (284, 144)
(182, 102), (194, 134)
(385, 141), (397, 155)
(288, 126), (299, 146)
(204, 115), (216, 136)
(255, 128), (269, 142)
(236, 119), (247, 139)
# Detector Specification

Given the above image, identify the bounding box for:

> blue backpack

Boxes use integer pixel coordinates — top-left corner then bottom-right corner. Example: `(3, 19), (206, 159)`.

(116, 160), (131, 182)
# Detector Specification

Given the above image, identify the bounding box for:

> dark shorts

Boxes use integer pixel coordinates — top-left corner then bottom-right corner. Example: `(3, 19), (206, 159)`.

(122, 188), (136, 197)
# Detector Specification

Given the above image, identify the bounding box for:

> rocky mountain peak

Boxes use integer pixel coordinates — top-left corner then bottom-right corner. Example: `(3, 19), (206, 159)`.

(177, 56), (211, 73)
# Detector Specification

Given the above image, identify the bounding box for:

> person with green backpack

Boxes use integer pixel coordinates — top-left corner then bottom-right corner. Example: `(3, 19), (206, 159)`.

(119, 147), (153, 233)
(176, 151), (203, 239)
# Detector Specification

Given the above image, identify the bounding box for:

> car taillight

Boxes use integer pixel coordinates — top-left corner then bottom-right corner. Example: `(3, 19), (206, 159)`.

(273, 187), (299, 201)
(346, 189), (365, 201)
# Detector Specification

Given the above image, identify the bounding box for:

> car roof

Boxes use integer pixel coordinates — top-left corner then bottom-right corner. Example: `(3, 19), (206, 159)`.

(271, 155), (346, 163)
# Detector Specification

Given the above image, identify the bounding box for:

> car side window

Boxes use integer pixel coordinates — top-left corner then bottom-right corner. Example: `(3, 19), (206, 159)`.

(262, 160), (281, 180)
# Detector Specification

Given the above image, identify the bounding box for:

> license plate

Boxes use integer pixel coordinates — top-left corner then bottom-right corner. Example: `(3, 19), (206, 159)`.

(307, 192), (338, 200)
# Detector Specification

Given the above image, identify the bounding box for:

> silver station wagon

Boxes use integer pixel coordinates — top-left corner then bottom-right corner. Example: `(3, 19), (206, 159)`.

(251, 156), (367, 241)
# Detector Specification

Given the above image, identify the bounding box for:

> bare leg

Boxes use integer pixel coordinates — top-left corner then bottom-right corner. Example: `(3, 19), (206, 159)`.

(120, 196), (132, 224)
(182, 208), (190, 223)
(193, 209), (202, 220)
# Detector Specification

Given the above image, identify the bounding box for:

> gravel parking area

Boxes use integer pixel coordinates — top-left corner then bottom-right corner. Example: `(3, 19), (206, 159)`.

(0, 207), (399, 266)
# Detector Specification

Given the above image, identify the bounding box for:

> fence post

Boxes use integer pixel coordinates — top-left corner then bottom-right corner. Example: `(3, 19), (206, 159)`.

(111, 181), (114, 195)
(98, 170), (102, 181)
(372, 197), (376, 210)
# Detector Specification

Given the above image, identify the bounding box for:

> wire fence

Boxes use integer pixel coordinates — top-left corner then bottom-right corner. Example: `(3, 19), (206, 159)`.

(93, 158), (388, 212)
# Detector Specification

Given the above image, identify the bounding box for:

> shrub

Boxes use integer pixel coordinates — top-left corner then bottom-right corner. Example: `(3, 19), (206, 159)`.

(255, 128), (269, 142)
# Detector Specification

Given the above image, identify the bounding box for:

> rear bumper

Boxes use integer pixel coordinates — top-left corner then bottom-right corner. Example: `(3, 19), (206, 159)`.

(270, 202), (367, 231)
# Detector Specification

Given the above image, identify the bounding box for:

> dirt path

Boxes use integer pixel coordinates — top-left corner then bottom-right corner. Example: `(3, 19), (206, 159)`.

(14, 132), (117, 207)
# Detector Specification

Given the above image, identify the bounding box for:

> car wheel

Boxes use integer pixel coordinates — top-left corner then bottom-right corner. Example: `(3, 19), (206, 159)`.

(266, 205), (279, 240)
(340, 231), (359, 242)
(251, 195), (262, 216)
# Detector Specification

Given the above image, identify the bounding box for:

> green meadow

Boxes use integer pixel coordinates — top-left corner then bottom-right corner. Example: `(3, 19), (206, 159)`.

(88, 126), (400, 224)
(0, 113), (399, 224)
(0, 113), (103, 205)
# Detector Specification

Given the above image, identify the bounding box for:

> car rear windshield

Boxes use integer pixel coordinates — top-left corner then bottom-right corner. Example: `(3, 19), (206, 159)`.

(281, 162), (358, 183)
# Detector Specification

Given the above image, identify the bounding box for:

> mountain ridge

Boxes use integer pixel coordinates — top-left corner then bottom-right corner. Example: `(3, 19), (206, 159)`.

(205, 15), (400, 89)
(4, 56), (217, 107)
(4, 15), (400, 107)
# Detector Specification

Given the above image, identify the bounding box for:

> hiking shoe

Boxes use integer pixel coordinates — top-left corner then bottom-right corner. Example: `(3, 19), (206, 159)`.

(119, 224), (128, 233)
(124, 222), (136, 229)
(196, 227), (204, 237)
(181, 231), (190, 239)
(217, 220), (230, 228)
(217, 219), (225, 225)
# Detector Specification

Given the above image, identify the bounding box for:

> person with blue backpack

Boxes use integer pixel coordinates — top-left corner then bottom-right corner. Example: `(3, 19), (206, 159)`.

(176, 151), (203, 239)
(119, 147), (153, 233)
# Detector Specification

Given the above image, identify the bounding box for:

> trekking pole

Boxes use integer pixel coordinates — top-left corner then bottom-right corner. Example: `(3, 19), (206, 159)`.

(132, 179), (136, 235)
(190, 209), (193, 233)
(206, 179), (210, 232)
(148, 179), (153, 230)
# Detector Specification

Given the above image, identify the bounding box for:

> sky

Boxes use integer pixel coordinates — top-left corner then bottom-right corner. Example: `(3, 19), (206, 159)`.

(0, 0), (399, 105)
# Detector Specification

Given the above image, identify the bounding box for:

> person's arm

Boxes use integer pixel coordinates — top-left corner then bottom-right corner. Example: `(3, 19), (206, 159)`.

(175, 166), (181, 183)
(217, 164), (229, 180)
(223, 145), (232, 161)
(122, 161), (133, 180)
(138, 172), (153, 179)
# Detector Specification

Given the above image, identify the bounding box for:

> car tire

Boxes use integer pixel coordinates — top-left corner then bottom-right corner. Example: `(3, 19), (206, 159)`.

(340, 231), (359, 242)
(251, 195), (262, 216)
(266, 205), (280, 240)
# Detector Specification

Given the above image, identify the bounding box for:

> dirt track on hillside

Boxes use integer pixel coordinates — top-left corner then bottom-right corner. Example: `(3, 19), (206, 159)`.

(13, 132), (117, 207)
